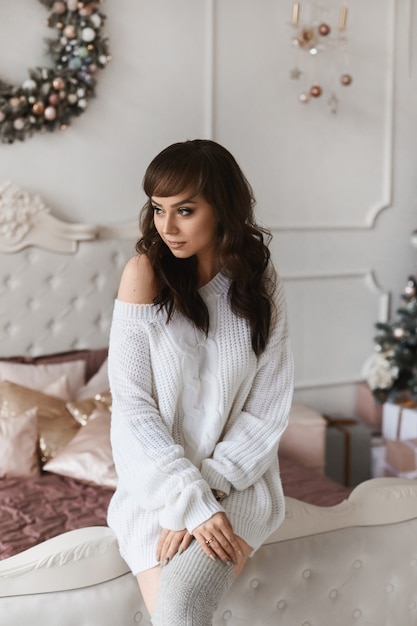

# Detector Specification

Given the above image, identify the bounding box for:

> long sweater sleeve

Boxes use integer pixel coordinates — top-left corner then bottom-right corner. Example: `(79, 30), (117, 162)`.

(200, 275), (294, 493)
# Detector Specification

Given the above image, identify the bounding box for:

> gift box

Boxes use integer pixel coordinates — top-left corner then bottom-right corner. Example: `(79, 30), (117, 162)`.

(370, 435), (386, 478)
(384, 464), (417, 480)
(280, 403), (326, 474)
(382, 402), (417, 440)
(324, 416), (371, 487)
(355, 383), (383, 431)
(385, 438), (417, 474)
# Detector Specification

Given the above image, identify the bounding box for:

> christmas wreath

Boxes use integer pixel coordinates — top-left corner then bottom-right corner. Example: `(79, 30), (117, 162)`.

(0, 0), (110, 144)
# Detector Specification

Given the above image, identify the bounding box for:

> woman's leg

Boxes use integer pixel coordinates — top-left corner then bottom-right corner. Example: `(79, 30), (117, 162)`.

(136, 566), (161, 616)
(150, 537), (251, 626)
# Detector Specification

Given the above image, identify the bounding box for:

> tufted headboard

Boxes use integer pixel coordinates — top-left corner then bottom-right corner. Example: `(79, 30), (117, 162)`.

(0, 181), (137, 357)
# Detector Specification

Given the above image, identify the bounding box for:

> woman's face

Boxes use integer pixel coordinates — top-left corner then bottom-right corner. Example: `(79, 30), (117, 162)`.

(151, 192), (219, 279)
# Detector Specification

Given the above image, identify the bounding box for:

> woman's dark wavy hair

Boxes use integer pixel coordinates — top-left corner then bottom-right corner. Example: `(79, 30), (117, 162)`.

(136, 139), (275, 355)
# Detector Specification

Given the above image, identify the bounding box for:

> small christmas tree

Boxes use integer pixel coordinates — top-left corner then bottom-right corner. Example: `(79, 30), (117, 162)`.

(363, 231), (417, 403)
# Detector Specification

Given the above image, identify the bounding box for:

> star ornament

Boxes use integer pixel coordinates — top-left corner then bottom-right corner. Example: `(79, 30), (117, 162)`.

(290, 67), (302, 80)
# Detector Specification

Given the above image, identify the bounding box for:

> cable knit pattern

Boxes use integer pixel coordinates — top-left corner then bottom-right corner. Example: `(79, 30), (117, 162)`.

(107, 270), (294, 575)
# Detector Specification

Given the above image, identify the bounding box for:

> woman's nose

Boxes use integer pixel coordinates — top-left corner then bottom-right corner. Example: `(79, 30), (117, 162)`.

(163, 215), (178, 234)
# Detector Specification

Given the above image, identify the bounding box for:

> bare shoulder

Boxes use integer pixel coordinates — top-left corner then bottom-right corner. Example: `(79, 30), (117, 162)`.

(117, 254), (157, 304)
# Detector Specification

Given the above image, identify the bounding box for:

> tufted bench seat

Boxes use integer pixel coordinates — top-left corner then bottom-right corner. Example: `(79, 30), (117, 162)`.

(1, 477), (417, 626)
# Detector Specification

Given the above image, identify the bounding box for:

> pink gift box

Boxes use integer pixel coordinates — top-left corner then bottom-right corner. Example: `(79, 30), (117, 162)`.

(355, 383), (383, 430)
(385, 438), (417, 473)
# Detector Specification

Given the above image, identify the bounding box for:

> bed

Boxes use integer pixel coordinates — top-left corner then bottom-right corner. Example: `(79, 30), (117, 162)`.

(1, 182), (417, 626)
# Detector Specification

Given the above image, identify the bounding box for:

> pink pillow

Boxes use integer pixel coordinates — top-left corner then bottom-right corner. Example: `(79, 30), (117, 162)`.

(75, 358), (109, 400)
(0, 380), (80, 465)
(43, 408), (117, 488)
(42, 375), (72, 401)
(0, 408), (40, 478)
(0, 360), (86, 398)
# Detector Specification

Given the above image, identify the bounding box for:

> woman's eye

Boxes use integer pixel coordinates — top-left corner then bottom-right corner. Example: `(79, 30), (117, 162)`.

(152, 205), (162, 214)
(178, 207), (193, 216)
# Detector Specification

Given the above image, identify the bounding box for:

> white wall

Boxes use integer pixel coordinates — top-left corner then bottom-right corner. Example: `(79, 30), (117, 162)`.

(1, 0), (416, 417)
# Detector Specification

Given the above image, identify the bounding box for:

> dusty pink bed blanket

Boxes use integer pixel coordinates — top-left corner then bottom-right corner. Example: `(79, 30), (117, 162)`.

(0, 457), (350, 561)
(0, 474), (113, 560)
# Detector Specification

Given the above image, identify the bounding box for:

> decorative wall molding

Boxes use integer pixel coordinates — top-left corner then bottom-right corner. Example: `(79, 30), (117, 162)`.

(363, 0), (395, 229)
(203, 0), (216, 139)
(283, 270), (390, 321)
(364, 270), (391, 323)
(407, 0), (414, 78)
(282, 269), (390, 389)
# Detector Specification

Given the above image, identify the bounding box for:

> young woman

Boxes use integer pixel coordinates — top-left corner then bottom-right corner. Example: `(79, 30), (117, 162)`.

(107, 139), (294, 625)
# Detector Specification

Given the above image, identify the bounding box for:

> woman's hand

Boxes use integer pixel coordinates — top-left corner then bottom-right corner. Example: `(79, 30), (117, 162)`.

(157, 528), (194, 566)
(193, 512), (244, 565)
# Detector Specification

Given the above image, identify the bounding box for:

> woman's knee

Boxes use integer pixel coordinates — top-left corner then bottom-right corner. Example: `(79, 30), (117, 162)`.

(152, 542), (235, 625)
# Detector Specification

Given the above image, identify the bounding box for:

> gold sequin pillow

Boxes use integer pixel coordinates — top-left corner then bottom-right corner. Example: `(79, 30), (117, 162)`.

(0, 407), (40, 478)
(66, 391), (112, 426)
(0, 380), (80, 465)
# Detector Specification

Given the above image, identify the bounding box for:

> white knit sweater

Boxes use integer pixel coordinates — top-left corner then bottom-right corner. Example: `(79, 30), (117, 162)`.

(107, 270), (294, 575)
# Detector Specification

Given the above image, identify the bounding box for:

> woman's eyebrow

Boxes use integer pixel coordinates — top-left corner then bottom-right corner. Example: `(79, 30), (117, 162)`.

(151, 198), (198, 208)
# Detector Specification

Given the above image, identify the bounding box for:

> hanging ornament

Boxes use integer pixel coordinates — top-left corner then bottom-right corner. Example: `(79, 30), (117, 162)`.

(341, 73), (353, 85)
(0, 0), (111, 144)
(318, 23), (331, 36)
(328, 93), (339, 114)
(288, 1), (353, 113)
(290, 67), (302, 79)
(298, 28), (316, 49)
(310, 84), (322, 97)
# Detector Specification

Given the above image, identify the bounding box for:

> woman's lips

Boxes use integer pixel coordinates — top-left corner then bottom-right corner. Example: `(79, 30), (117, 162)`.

(166, 240), (186, 249)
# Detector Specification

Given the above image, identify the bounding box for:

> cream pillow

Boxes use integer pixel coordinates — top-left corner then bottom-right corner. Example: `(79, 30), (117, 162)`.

(75, 358), (109, 400)
(42, 375), (72, 401)
(0, 360), (86, 398)
(0, 380), (80, 464)
(0, 408), (40, 478)
(43, 408), (117, 488)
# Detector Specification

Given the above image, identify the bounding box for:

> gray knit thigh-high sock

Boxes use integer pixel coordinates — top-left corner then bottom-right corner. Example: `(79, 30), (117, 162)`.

(151, 540), (235, 626)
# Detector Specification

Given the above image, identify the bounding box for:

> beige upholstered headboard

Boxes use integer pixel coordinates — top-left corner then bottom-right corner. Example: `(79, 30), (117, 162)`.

(0, 181), (137, 357)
